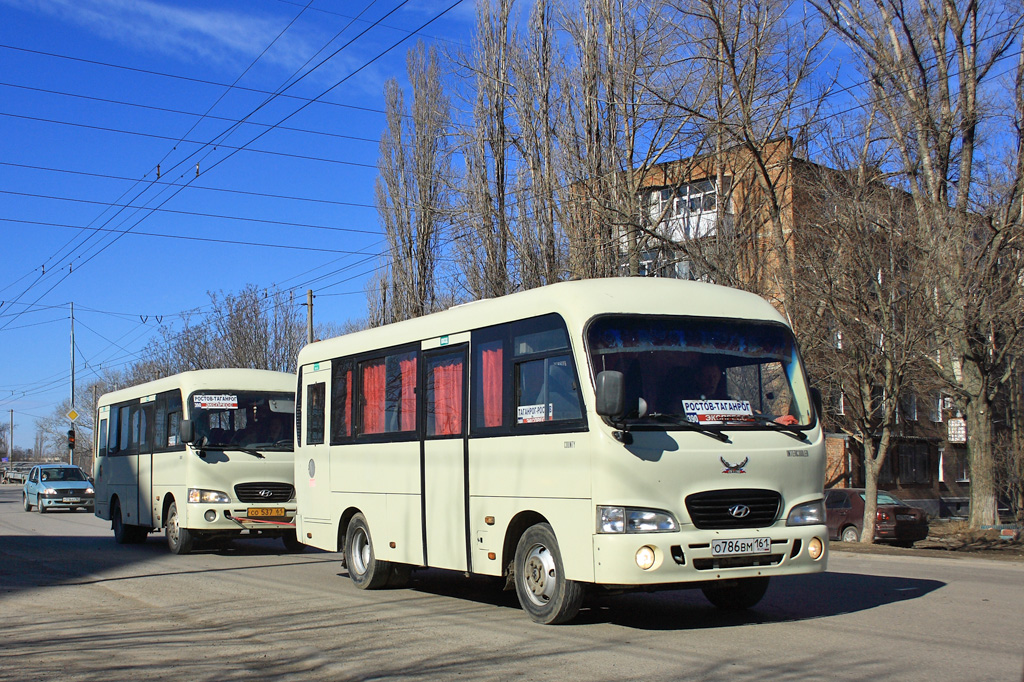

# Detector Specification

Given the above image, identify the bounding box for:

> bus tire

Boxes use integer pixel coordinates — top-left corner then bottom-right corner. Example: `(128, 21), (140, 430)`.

(166, 501), (195, 555)
(701, 576), (770, 610)
(345, 513), (390, 589)
(112, 499), (147, 544)
(387, 563), (412, 588)
(514, 523), (584, 624)
(282, 529), (305, 553)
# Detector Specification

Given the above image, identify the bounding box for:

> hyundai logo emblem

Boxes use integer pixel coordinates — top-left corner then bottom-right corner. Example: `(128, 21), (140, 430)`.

(728, 504), (751, 518)
(258, 489), (274, 498)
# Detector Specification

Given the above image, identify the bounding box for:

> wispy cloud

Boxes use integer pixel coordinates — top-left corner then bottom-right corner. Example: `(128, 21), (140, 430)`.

(6, 0), (319, 72)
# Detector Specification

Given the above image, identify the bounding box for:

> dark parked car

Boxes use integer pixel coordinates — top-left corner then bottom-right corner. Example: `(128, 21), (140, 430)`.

(22, 464), (95, 513)
(825, 487), (929, 546)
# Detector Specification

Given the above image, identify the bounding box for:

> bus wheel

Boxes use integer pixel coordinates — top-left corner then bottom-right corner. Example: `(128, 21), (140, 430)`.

(701, 577), (770, 610)
(282, 529), (305, 553)
(387, 563), (412, 588)
(112, 500), (146, 544)
(166, 501), (195, 555)
(514, 523), (584, 624)
(345, 513), (390, 589)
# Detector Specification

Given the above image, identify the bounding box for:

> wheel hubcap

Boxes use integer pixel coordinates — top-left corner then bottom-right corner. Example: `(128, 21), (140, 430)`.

(522, 544), (556, 605)
(351, 529), (370, 575)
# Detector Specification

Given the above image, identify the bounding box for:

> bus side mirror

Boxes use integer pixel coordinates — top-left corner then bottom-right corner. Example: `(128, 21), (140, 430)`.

(595, 371), (626, 418)
(179, 420), (196, 444)
(810, 387), (823, 420)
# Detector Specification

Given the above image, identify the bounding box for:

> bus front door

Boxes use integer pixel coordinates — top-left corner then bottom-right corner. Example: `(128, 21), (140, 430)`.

(421, 346), (469, 572)
(299, 363), (333, 525)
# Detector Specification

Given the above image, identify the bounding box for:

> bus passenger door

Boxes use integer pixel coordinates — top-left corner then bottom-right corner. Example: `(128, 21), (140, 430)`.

(94, 406), (110, 518)
(421, 345), (469, 572)
(299, 362), (332, 524)
(136, 398), (156, 527)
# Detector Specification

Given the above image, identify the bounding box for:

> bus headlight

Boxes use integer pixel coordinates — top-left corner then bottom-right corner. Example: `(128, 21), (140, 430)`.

(597, 506), (678, 533)
(188, 488), (230, 504)
(786, 500), (825, 526)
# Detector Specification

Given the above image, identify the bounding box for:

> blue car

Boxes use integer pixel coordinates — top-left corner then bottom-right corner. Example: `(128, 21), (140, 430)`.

(22, 464), (95, 513)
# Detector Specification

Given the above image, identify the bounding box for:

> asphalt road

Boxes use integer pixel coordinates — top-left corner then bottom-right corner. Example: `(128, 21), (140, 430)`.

(2, 484), (1022, 682)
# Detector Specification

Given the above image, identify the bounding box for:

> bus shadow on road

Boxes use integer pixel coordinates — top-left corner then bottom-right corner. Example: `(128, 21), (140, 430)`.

(0, 533), (332, 594)
(402, 568), (945, 630)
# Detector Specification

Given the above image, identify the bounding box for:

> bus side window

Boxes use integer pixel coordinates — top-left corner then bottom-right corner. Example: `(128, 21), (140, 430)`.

(426, 351), (464, 437)
(471, 334), (507, 431)
(331, 360), (353, 443)
(515, 355), (582, 424)
(97, 419), (108, 459)
(306, 382), (326, 445)
(118, 405), (131, 454)
(155, 390), (183, 450)
(360, 349), (417, 436)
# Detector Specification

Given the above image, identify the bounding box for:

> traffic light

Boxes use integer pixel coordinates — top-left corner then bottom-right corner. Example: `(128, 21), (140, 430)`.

(67, 429), (76, 450)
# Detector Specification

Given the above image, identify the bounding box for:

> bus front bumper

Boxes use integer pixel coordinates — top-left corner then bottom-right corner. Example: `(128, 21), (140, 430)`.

(185, 503), (297, 532)
(592, 524), (828, 587)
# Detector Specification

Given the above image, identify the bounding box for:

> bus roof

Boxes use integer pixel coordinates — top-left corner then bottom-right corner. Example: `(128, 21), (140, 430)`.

(97, 368), (294, 406)
(298, 277), (789, 365)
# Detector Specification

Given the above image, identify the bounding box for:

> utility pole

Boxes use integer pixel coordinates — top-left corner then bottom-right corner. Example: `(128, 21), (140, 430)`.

(69, 301), (75, 465)
(306, 289), (314, 344)
(7, 409), (12, 463)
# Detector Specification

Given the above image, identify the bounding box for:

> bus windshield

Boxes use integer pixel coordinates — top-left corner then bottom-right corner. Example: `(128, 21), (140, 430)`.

(587, 315), (813, 428)
(188, 391), (295, 450)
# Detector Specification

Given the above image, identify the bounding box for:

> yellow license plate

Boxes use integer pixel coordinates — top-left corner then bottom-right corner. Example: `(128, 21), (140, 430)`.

(247, 507), (286, 518)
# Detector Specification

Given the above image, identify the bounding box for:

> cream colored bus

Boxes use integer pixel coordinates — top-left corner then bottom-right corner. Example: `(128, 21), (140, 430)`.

(94, 369), (300, 554)
(294, 278), (827, 623)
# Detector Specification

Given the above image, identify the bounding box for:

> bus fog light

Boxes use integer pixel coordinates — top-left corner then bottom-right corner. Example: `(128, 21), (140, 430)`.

(204, 509), (217, 522)
(635, 546), (656, 570)
(808, 537), (824, 560)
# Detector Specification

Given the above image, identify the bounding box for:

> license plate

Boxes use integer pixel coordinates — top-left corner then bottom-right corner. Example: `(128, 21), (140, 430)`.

(62, 497), (81, 503)
(897, 514), (916, 521)
(712, 537), (771, 556)
(247, 507), (286, 518)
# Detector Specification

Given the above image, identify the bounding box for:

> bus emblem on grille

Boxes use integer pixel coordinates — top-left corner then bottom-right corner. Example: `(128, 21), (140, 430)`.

(258, 489), (274, 498)
(729, 504), (751, 518)
(720, 457), (748, 474)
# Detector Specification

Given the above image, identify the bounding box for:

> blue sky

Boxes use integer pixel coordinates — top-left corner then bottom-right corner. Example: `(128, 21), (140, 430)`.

(0, 0), (475, 449)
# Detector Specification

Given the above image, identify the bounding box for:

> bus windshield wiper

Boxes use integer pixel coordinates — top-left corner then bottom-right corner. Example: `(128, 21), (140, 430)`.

(725, 414), (809, 442)
(645, 413), (730, 442)
(200, 444), (265, 458)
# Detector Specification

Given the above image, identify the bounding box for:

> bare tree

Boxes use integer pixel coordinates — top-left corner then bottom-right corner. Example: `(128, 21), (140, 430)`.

(800, 141), (935, 542)
(811, 0), (1024, 527)
(374, 42), (452, 323)
(656, 0), (831, 322)
(453, 0), (516, 299)
(143, 285), (306, 375)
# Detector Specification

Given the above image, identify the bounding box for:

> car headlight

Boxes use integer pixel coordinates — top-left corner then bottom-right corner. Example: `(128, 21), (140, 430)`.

(42, 487), (57, 496)
(787, 500), (825, 526)
(188, 488), (230, 504)
(597, 506), (678, 533)
(84, 487), (94, 495)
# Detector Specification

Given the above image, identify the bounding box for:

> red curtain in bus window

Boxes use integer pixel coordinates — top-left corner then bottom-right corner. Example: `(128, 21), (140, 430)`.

(482, 346), (503, 427)
(343, 370), (353, 437)
(399, 356), (417, 431)
(362, 361), (385, 434)
(432, 360), (463, 435)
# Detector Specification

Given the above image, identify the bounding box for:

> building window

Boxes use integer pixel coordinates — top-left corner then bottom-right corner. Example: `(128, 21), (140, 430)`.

(898, 442), (930, 484)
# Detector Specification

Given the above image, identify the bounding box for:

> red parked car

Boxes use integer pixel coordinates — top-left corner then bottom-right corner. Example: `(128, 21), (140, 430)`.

(825, 488), (929, 546)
